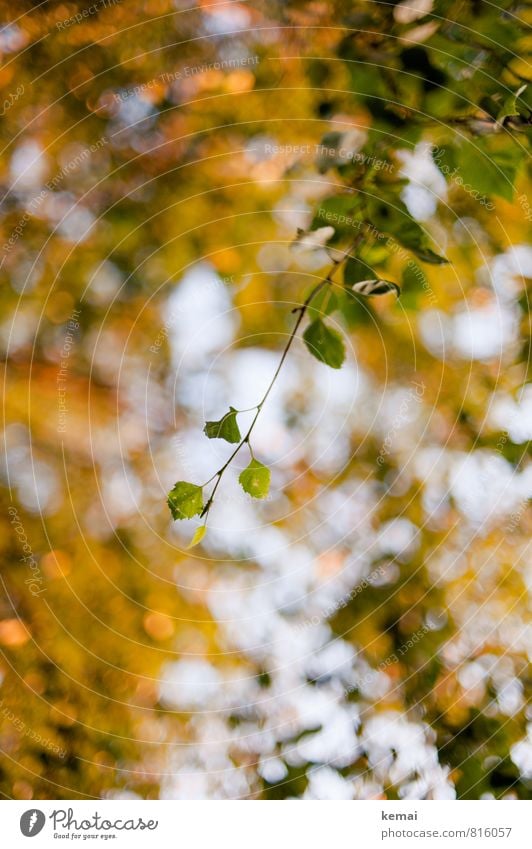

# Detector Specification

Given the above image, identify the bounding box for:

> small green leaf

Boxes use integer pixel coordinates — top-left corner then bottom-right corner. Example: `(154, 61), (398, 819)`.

(402, 261), (427, 289)
(308, 286), (339, 320)
(434, 138), (525, 203)
(393, 214), (447, 264)
(167, 481), (203, 520)
(344, 255), (373, 286)
(310, 194), (360, 241)
(432, 143), (455, 177)
(239, 459), (271, 499)
(368, 196), (448, 264)
(497, 84), (528, 124)
(303, 318), (346, 369)
(414, 246), (448, 265)
(204, 407), (241, 443)
(187, 525), (207, 548)
(456, 138), (524, 202)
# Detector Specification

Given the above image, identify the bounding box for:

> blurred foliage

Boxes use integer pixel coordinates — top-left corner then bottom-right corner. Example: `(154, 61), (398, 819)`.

(0, 0), (531, 801)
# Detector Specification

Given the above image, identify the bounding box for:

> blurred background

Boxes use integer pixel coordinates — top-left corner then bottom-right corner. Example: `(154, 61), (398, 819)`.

(0, 0), (531, 800)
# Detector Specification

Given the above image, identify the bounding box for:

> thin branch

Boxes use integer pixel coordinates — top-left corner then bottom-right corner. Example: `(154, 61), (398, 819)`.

(199, 240), (358, 519)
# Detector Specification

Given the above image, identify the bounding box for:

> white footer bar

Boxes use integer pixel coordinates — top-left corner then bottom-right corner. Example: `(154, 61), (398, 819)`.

(3, 800), (530, 848)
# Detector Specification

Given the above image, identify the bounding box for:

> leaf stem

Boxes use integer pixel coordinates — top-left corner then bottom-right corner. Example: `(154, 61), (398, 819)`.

(199, 239), (358, 519)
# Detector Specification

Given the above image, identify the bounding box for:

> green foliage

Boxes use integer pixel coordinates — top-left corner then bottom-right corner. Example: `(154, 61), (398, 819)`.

(167, 482), (204, 520)
(239, 459), (271, 499)
(204, 407), (241, 443)
(303, 317), (346, 368)
(368, 195), (448, 264)
(496, 84), (529, 125)
(310, 194), (360, 239)
(434, 137), (525, 202)
(401, 261), (427, 291)
(344, 255), (375, 286)
(307, 286), (339, 319)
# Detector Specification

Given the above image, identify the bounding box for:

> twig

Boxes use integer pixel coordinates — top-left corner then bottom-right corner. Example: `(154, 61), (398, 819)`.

(199, 239), (358, 519)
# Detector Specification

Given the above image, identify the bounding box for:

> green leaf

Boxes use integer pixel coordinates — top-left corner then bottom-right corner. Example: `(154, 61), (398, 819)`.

(497, 84), (528, 124)
(432, 143), (456, 177)
(402, 261), (428, 290)
(368, 196), (448, 264)
(434, 137), (525, 202)
(204, 407), (241, 443)
(303, 318), (346, 368)
(167, 481), (204, 520)
(239, 459), (270, 499)
(400, 261), (428, 306)
(344, 255), (373, 286)
(393, 214), (447, 264)
(310, 194), (360, 241)
(187, 525), (207, 548)
(307, 286), (339, 320)
(413, 246), (448, 265)
(455, 138), (524, 202)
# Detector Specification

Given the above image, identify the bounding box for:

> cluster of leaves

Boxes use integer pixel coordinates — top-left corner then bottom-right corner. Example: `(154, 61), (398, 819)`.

(335, 0), (531, 206)
(167, 182), (449, 541)
(167, 40), (530, 540)
(168, 404), (271, 545)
